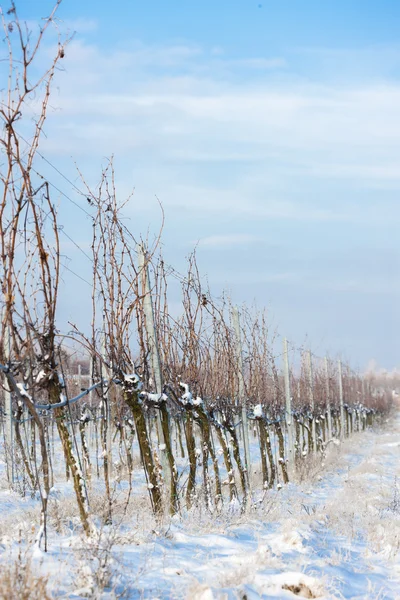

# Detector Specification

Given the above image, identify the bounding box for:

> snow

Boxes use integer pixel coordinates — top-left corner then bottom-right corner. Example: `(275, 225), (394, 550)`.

(253, 404), (264, 418)
(139, 391), (168, 404)
(179, 381), (193, 405)
(0, 414), (399, 598)
(16, 382), (32, 400)
(35, 369), (46, 384)
(123, 373), (142, 390)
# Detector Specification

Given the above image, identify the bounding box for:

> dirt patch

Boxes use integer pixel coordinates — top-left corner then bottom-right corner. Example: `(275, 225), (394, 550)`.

(282, 582), (316, 598)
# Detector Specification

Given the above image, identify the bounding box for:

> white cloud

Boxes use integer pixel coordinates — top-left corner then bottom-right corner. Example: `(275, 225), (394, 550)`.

(206, 271), (301, 285)
(32, 37), (400, 233)
(197, 233), (262, 248)
(63, 18), (98, 34)
(227, 57), (287, 70)
(48, 42), (400, 151)
(22, 33), (398, 367)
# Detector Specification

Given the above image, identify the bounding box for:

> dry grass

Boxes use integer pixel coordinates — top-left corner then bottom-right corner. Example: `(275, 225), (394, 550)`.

(0, 550), (52, 600)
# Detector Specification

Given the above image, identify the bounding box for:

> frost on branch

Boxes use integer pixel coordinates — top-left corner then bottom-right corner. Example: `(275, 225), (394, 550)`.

(179, 382), (193, 405)
(122, 373), (143, 392)
(139, 391), (168, 406)
(253, 404), (264, 418)
(35, 370), (47, 385)
(16, 383), (33, 402)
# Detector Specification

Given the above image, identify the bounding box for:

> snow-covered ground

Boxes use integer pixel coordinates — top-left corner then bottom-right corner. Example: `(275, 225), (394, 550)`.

(1, 413), (399, 599)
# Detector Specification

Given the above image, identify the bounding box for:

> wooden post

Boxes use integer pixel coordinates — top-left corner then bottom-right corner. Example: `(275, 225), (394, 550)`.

(138, 244), (171, 495)
(77, 363), (82, 389)
(338, 360), (345, 440)
(3, 316), (14, 485)
(324, 357), (333, 439)
(232, 306), (251, 487)
(283, 338), (294, 470)
(102, 334), (113, 478)
(88, 356), (95, 452)
(306, 350), (317, 454)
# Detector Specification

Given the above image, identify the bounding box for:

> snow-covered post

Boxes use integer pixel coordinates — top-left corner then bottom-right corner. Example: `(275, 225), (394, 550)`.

(324, 357), (333, 440)
(338, 359), (345, 440)
(306, 350), (317, 454)
(138, 244), (171, 496)
(77, 363), (85, 435)
(88, 355), (95, 450)
(283, 338), (294, 470)
(77, 363), (82, 390)
(3, 315), (14, 485)
(361, 378), (367, 430)
(232, 306), (252, 487)
(102, 333), (113, 477)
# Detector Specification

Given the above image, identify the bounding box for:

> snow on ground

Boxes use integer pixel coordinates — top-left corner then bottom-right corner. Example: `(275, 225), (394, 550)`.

(0, 413), (400, 599)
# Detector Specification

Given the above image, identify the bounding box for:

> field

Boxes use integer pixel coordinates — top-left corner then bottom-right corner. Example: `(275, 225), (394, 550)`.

(0, 3), (399, 599)
(0, 409), (399, 598)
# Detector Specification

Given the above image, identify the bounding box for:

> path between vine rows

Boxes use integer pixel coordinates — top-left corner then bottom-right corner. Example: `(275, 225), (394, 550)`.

(2, 412), (400, 599)
(114, 412), (400, 599)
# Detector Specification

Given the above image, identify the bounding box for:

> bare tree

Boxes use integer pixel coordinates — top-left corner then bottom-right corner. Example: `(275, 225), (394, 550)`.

(0, 1), (92, 542)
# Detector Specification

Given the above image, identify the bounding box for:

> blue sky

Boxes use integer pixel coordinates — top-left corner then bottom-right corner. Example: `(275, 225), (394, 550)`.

(12, 0), (400, 368)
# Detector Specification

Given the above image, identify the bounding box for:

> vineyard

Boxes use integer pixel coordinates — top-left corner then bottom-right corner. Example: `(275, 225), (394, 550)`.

(0, 247), (393, 539)
(0, 3), (398, 599)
